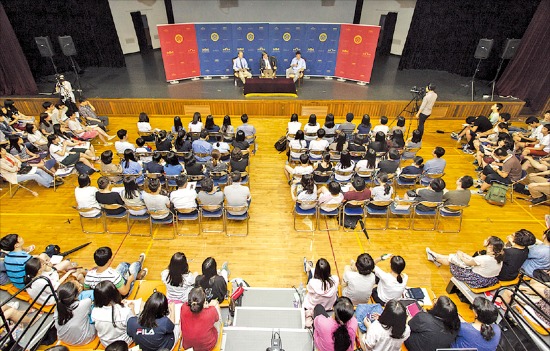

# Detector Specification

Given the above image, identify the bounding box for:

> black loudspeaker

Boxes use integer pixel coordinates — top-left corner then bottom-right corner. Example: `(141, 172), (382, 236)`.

(34, 36), (55, 58)
(474, 38), (494, 59)
(501, 38), (521, 60)
(58, 36), (77, 56)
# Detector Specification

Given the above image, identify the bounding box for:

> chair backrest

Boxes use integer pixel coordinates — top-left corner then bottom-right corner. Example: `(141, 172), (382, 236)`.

(287, 133), (296, 139)
(200, 203), (223, 212)
(175, 151), (192, 159)
(175, 207), (197, 214)
(188, 174), (205, 182)
(392, 198), (413, 208)
(126, 205), (147, 212)
(148, 209), (172, 217)
(74, 206), (100, 214)
(209, 132), (222, 140)
(349, 151), (366, 158)
(415, 201), (441, 209)
(423, 172), (445, 179)
(195, 152), (211, 158)
(319, 202), (341, 212)
(289, 147), (307, 154)
(356, 169), (374, 178)
(335, 169), (354, 177)
(399, 173), (420, 182)
(313, 170), (333, 178)
(245, 134), (256, 141)
(296, 200), (318, 209)
(368, 200), (393, 208)
(146, 172), (164, 179)
(138, 131), (153, 137)
(440, 204), (468, 212)
(136, 151), (154, 161)
(100, 203), (126, 211)
(210, 171), (228, 178)
(309, 149), (324, 157)
(344, 200), (365, 208)
(305, 132), (317, 138)
(224, 132), (235, 140)
(225, 204), (249, 214)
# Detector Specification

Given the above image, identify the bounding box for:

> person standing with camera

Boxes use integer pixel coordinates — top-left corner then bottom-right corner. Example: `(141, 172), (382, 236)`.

(415, 84), (437, 138)
(55, 74), (77, 112)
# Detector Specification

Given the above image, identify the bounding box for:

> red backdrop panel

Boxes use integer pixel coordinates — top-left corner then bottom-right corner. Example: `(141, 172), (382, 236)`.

(335, 24), (380, 83)
(158, 24), (201, 81)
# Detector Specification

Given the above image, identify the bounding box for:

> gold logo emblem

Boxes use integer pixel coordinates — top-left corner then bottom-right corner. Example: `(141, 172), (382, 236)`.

(175, 34), (183, 43)
(354, 35), (362, 44)
(246, 32), (255, 41)
(283, 32), (291, 42)
(211, 33), (219, 42)
(319, 33), (327, 42)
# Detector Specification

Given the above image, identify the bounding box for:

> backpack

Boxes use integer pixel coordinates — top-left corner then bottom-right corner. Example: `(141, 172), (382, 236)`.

(485, 183), (508, 206)
(75, 161), (95, 176)
(274, 135), (288, 152)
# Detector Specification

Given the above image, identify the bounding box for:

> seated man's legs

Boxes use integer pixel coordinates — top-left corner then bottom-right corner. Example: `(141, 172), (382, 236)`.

(522, 156), (549, 171)
(285, 67), (293, 79)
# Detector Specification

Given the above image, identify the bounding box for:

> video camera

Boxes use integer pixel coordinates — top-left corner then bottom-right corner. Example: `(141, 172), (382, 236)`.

(410, 85), (426, 99)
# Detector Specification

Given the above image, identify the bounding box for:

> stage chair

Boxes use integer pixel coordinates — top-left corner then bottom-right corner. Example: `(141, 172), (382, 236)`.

(317, 203), (341, 231)
(148, 209), (176, 240)
(288, 69), (305, 87)
(365, 200), (393, 230)
(389, 198), (414, 230)
(396, 173), (420, 190)
(101, 204), (129, 234)
(73, 206), (104, 234)
(313, 170), (333, 186)
(436, 204), (468, 233)
(341, 200), (367, 233)
(0, 173), (38, 197)
(199, 203), (225, 233)
(224, 205), (249, 236)
(411, 201), (442, 231)
(420, 172), (445, 187)
(293, 200), (317, 232)
(494, 169), (527, 203)
(175, 207), (200, 236)
(126, 205), (151, 237)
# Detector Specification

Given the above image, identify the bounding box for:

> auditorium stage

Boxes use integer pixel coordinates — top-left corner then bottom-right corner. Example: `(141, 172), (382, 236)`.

(28, 50), (522, 104)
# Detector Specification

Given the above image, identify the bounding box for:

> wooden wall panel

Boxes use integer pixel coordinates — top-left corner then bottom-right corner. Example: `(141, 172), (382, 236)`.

(4, 97), (525, 120)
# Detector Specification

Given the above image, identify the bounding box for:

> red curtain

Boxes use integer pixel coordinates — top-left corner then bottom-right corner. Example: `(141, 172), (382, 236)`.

(496, 0), (550, 112)
(0, 3), (37, 95)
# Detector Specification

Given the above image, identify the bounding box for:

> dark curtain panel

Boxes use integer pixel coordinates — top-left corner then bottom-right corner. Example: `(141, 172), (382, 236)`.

(398, 0), (540, 80)
(496, 0), (550, 112)
(0, 3), (37, 95)
(3, 0), (125, 78)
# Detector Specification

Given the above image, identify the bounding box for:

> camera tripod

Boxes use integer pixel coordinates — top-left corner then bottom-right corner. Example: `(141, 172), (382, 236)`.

(389, 93), (422, 140)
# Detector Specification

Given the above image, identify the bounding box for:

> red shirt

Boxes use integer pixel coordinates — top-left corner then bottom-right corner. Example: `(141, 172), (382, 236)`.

(180, 303), (219, 351)
(344, 188), (371, 201)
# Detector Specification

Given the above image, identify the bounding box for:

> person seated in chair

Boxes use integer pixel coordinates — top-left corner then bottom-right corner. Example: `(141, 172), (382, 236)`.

(377, 149), (401, 174)
(442, 176), (473, 207)
(286, 51), (306, 82)
(478, 147), (522, 194)
(233, 51), (252, 85)
(95, 176), (125, 215)
(260, 51), (277, 78)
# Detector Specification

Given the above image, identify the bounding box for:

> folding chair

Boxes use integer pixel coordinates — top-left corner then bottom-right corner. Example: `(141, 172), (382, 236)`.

(245, 134), (257, 154)
(188, 174), (205, 190)
(341, 200), (366, 232)
(101, 204), (129, 234)
(145, 172), (165, 189)
(164, 175), (179, 191)
(313, 170), (333, 186)
(436, 204), (468, 233)
(389, 198), (414, 230)
(223, 132), (235, 142)
(73, 206), (104, 234)
(329, 150), (341, 164)
(396, 173), (420, 190)
(175, 207), (200, 236)
(148, 209), (176, 239)
(411, 201), (442, 231)
(224, 205), (249, 236)
(211, 171), (228, 188)
(401, 146), (421, 164)
(0, 173), (38, 197)
(494, 170), (527, 203)
(309, 149), (324, 163)
(334, 169), (354, 185)
(289, 147), (308, 164)
(365, 200), (393, 230)
(240, 171), (250, 188)
(420, 172), (445, 187)
(293, 200), (317, 232)
(317, 203), (341, 231)
(100, 171), (123, 185)
(126, 205), (151, 237)
(356, 169), (375, 187)
(199, 203), (225, 233)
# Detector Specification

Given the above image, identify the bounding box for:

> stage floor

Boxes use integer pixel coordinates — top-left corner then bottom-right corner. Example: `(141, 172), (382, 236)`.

(30, 50), (520, 103)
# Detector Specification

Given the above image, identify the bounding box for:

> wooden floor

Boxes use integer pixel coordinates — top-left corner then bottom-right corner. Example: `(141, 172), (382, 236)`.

(0, 115), (545, 320)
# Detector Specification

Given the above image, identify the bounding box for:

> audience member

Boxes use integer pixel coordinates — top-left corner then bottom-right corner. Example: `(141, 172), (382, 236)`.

(188, 112), (203, 133)
(317, 181), (344, 212)
(521, 228), (550, 277)
(180, 287), (221, 351)
(390, 116), (406, 135)
(170, 175), (198, 211)
(309, 129), (329, 160)
(355, 148), (377, 172)
(498, 229), (536, 281)
(343, 177), (371, 202)
(197, 177), (224, 206)
(285, 153), (313, 183)
(369, 131), (388, 153)
(287, 113), (301, 137)
(184, 153), (205, 176)
(192, 130), (213, 162)
(313, 296), (357, 351)
(288, 130), (307, 159)
(337, 112), (356, 141)
(521, 123), (550, 157)
(342, 253), (375, 305)
(120, 149), (143, 183)
(388, 129), (405, 150)
(372, 116), (389, 135)
(303, 258), (339, 310)
(304, 114), (320, 142)
(195, 257), (229, 303)
(406, 178), (445, 211)
(223, 171), (251, 214)
(334, 150), (355, 182)
(478, 148), (522, 193)
(291, 174), (317, 209)
(372, 255), (407, 306)
(329, 133), (348, 152)
(377, 149), (400, 174)
(368, 172), (393, 209)
(357, 114), (372, 135)
(143, 152), (164, 175)
(236, 114), (256, 146)
(442, 176), (473, 206)
(174, 130), (192, 153)
(55, 281), (97, 346)
(451, 297), (501, 351)
(322, 114), (337, 143)
(1, 144), (56, 188)
(137, 112), (156, 141)
(143, 178), (172, 220)
(95, 176), (125, 215)
(100, 150), (122, 183)
(162, 252), (197, 303)
(361, 299), (410, 351)
(231, 130), (250, 155)
(313, 152), (333, 183)
(403, 130), (423, 159)
(78, 98), (109, 131)
(221, 115), (235, 141)
(75, 174), (101, 217)
(114, 129), (135, 154)
(205, 149), (228, 175)
(105, 341), (128, 351)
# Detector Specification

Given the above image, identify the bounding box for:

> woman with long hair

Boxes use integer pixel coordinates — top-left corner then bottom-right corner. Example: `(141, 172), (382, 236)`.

(322, 114), (337, 143)
(314, 296), (357, 351)
(55, 281), (97, 346)
(194, 257), (229, 303)
(121, 149), (143, 183)
(287, 113), (302, 138)
(205, 149), (228, 176)
(8, 135), (46, 168)
(291, 173), (317, 210)
(288, 130), (307, 160)
(188, 112), (203, 133)
(24, 256), (76, 306)
(205, 115), (220, 142)
(313, 151), (333, 183)
(127, 292), (176, 351)
(48, 134), (96, 170)
(357, 114), (372, 135)
(368, 172), (393, 210)
(172, 115), (185, 134)
(120, 176), (146, 215)
(53, 124), (97, 159)
(162, 252), (197, 303)
(304, 114), (320, 142)
(405, 296), (460, 351)
(232, 130), (250, 155)
(303, 258), (339, 310)
(451, 297), (501, 350)
(39, 112), (54, 135)
(334, 150), (355, 182)
(0, 144), (55, 188)
(229, 147), (248, 172)
(388, 129), (405, 149)
(91, 281), (134, 347)
(25, 123), (48, 151)
(180, 287), (222, 351)
(371, 255), (407, 306)
(427, 236), (505, 289)
(403, 129), (423, 159)
(100, 150), (122, 183)
(137, 112), (156, 142)
(369, 131), (388, 153)
(330, 133), (348, 152)
(221, 115), (235, 141)
(362, 299), (410, 351)
(174, 130), (192, 152)
(356, 148), (377, 172)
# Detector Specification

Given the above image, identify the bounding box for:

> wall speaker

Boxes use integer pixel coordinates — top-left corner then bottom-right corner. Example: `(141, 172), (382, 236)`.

(58, 36), (77, 56)
(501, 38), (520, 60)
(34, 36), (55, 58)
(474, 38), (494, 59)
(219, 0), (238, 8)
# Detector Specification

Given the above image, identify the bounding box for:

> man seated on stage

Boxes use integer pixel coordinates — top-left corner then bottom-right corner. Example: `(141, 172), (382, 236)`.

(233, 51), (252, 85)
(286, 51), (306, 82)
(260, 51), (277, 78)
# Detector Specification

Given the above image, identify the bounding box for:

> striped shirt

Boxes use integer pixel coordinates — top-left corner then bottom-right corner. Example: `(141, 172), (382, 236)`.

(83, 267), (124, 290)
(4, 251), (31, 289)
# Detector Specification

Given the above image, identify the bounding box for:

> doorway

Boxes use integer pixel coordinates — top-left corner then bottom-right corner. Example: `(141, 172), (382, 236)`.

(131, 11), (153, 53)
(377, 12), (398, 56)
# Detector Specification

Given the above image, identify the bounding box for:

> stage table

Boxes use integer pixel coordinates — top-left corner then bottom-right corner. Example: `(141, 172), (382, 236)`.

(243, 77), (297, 97)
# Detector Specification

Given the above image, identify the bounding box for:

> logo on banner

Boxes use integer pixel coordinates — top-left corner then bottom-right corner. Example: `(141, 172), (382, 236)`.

(211, 33), (219, 42)
(167, 51), (174, 55)
(175, 34), (184, 43)
(247, 32), (255, 41)
(354, 35), (362, 44)
(223, 48), (231, 52)
(283, 32), (291, 42)
(319, 33), (327, 42)
(308, 48), (314, 53)
(202, 48), (210, 53)
(273, 47), (280, 52)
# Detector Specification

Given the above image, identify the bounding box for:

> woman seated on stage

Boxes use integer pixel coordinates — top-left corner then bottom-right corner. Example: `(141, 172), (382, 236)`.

(426, 236), (505, 288)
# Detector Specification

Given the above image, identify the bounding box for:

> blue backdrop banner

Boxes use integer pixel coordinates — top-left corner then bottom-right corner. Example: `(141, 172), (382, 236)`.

(305, 24), (340, 76)
(195, 23), (233, 76)
(268, 24), (305, 75)
(232, 23), (269, 75)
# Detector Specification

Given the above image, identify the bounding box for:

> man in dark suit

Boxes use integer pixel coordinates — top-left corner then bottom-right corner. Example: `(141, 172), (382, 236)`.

(260, 52), (277, 78)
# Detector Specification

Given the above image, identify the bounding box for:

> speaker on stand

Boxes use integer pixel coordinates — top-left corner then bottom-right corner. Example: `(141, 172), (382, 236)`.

(58, 36), (83, 99)
(490, 38), (520, 101)
(34, 36), (58, 74)
(471, 38), (494, 101)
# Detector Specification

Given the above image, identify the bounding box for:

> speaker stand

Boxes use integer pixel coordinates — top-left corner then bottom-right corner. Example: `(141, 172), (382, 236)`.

(49, 57), (59, 75)
(490, 58), (507, 101)
(68, 56), (83, 98)
(470, 58), (483, 101)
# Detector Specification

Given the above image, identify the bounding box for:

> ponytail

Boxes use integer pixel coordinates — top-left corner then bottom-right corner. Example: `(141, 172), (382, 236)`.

(333, 324), (352, 351)
(383, 182), (391, 196)
(332, 297), (354, 351)
(480, 323), (495, 341)
(396, 274), (403, 284)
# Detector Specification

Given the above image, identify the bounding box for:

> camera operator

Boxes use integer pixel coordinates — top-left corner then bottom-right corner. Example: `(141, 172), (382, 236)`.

(415, 84), (437, 138)
(54, 74), (77, 111)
